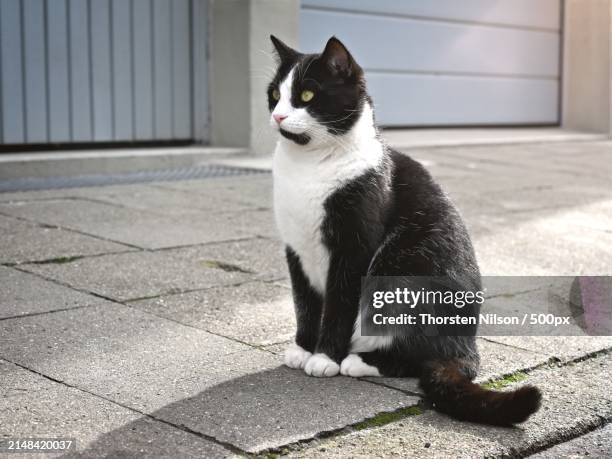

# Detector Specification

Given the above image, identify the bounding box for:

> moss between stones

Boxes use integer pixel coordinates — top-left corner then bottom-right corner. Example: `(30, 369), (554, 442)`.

(481, 371), (528, 390)
(353, 405), (422, 431)
(31, 255), (83, 265)
(200, 259), (252, 274)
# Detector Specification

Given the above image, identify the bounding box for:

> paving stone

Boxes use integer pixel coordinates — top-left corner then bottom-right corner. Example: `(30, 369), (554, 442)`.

(530, 423), (612, 458)
(484, 336), (612, 361)
(1, 313), (416, 455)
(472, 202), (612, 275)
(363, 338), (548, 395)
(131, 281), (295, 346)
(475, 339), (550, 381)
(68, 183), (256, 214)
(430, 141), (611, 163)
(514, 146), (612, 181)
(151, 356), (419, 453)
(0, 303), (249, 413)
(413, 148), (527, 175)
(0, 266), (107, 319)
(0, 214), (129, 264)
(0, 188), (87, 202)
(156, 175), (273, 210)
(3, 142), (611, 457)
(290, 353), (612, 458)
(482, 275), (573, 299)
(483, 184), (612, 214)
(479, 283), (608, 337)
(20, 246), (255, 301)
(0, 359), (233, 458)
(0, 199), (274, 249)
(190, 237), (288, 282)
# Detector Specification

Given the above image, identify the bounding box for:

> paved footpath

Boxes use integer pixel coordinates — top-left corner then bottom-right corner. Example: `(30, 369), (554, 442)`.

(1, 140), (611, 458)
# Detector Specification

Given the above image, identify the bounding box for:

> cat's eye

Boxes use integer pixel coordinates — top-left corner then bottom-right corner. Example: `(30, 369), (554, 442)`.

(272, 89), (280, 101)
(301, 90), (314, 102)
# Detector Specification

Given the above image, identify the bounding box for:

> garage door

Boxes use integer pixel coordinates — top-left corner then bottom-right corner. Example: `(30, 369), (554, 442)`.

(300, 0), (561, 127)
(0, 0), (208, 146)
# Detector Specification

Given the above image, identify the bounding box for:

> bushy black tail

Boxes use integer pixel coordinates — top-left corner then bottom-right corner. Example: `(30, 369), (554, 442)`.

(419, 360), (542, 426)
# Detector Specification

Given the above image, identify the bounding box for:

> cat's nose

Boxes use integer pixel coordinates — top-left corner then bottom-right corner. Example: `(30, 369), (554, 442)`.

(273, 114), (287, 125)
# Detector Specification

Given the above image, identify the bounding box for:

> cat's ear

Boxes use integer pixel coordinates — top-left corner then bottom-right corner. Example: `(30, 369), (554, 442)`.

(270, 35), (299, 63)
(320, 36), (359, 77)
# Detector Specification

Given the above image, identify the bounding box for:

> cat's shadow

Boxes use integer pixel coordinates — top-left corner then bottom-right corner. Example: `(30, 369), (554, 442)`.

(60, 365), (527, 457)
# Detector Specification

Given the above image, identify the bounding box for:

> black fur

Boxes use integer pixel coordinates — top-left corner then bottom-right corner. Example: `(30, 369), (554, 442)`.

(286, 247), (323, 353)
(279, 128), (311, 145)
(271, 36), (542, 426)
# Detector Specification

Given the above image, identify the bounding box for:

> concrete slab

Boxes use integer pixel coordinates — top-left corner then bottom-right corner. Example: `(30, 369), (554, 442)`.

(479, 283), (602, 337)
(263, 341), (291, 355)
(438, 169), (594, 199)
(530, 423), (612, 458)
(382, 128), (607, 149)
(483, 185), (612, 214)
(0, 214), (129, 264)
(155, 175), (273, 210)
(0, 145), (246, 179)
(2, 140), (610, 457)
(1, 313), (416, 455)
(420, 140), (611, 162)
(472, 202), (612, 275)
(0, 360), (232, 458)
(484, 336), (612, 361)
(468, 141), (612, 180)
(475, 339), (550, 381)
(0, 266), (107, 319)
(289, 353), (612, 458)
(414, 144), (610, 197)
(191, 237), (288, 282)
(0, 188), (86, 202)
(0, 303), (249, 413)
(20, 245), (256, 301)
(152, 358), (419, 453)
(131, 281), (295, 346)
(71, 183), (258, 214)
(0, 199), (275, 249)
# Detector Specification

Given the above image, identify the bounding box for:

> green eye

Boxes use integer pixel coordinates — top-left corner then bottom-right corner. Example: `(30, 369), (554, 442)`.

(301, 90), (314, 102)
(272, 89), (280, 101)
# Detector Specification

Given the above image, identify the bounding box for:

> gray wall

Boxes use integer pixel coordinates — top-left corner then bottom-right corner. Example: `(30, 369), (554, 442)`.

(208, 0), (299, 155)
(0, 0), (209, 145)
(563, 0), (612, 134)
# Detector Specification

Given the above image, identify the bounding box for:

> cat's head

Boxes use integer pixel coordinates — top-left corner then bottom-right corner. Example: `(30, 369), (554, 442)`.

(267, 36), (368, 147)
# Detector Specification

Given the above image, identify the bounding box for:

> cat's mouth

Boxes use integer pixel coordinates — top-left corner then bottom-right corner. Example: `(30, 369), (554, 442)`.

(279, 128), (311, 146)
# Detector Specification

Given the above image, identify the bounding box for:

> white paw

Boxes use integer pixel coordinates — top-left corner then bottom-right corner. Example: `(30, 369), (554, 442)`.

(340, 354), (381, 377)
(304, 353), (340, 377)
(284, 343), (312, 370)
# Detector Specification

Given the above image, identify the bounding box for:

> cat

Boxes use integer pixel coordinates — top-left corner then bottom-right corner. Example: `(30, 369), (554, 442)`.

(268, 35), (541, 425)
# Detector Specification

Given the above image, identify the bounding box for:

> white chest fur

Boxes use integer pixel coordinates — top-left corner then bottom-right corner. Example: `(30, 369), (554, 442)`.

(273, 107), (383, 294)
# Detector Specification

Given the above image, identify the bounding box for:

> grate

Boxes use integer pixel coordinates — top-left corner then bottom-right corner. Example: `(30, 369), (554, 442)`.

(0, 164), (270, 193)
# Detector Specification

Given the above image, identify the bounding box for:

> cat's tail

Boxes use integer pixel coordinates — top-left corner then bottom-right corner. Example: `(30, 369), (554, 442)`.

(419, 359), (542, 426)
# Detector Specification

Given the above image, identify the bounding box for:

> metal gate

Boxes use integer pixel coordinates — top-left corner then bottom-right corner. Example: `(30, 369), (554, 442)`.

(300, 0), (562, 127)
(0, 0), (208, 146)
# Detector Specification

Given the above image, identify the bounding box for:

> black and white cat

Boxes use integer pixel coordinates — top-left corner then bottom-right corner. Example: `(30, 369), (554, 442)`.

(268, 35), (541, 425)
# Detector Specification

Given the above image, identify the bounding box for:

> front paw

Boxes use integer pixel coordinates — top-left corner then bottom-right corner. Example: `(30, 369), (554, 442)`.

(304, 353), (340, 377)
(284, 343), (312, 369)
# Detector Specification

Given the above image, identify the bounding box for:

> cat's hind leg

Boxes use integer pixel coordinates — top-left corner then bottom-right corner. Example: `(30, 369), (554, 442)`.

(340, 354), (381, 377)
(341, 349), (421, 378)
